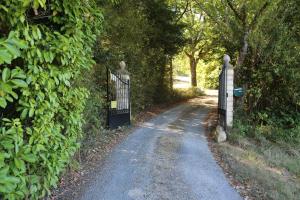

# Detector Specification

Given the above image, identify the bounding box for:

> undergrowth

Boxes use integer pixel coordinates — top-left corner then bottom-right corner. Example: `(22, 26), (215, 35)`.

(221, 111), (300, 200)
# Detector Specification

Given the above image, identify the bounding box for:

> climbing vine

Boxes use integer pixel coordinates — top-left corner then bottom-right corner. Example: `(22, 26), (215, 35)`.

(0, 1), (102, 199)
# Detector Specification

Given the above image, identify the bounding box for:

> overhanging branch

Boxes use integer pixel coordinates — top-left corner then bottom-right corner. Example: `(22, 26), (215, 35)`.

(225, 0), (243, 23)
(195, 0), (227, 28)
(249, 1), (270, 30)
(176, 0), (190, 23)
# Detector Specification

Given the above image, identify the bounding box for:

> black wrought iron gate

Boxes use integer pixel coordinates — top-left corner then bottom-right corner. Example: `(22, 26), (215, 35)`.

(218, 64), (227, 130)
(107, 70), (131, 129)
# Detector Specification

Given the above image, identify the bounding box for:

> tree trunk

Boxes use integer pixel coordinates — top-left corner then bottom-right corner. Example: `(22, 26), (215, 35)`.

(236, 31), (249, 110)
(189, 58), (197, 87)
(236, 31), (249, 68)
(169, 57), (173, 90)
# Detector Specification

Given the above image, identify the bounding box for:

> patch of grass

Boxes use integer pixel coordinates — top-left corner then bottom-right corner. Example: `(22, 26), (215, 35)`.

(219, 136), (300, 200)
(172, 87), (204, 101)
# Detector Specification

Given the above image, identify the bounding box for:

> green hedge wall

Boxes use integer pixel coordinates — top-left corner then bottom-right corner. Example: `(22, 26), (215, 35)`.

(0, 1), (102, 199)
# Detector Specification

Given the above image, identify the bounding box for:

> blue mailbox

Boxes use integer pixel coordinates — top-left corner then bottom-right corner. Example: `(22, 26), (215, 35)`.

(234, 87), (244, 97)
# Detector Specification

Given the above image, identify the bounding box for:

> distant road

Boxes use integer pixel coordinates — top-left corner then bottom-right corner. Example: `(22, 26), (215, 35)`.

(204, 89), (218, 96)
(173, 75), (191, 89)
(173, 76), (218, 97)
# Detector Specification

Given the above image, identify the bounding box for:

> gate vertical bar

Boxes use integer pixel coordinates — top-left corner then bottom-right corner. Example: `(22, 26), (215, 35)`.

(128, 79), (131, 125)
(106, 66), (109, 128)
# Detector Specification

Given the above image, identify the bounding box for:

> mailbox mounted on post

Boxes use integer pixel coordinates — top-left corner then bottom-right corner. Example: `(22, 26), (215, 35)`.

(233, 87), (244, 97)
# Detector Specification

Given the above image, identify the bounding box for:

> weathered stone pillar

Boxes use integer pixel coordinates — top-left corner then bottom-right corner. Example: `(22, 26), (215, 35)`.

(224, 55), (234, 128)
(216, 55), (234, 142)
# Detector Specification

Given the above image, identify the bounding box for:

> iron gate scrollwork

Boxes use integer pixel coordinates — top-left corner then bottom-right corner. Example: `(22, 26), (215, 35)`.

(107, 69), (131, 129)
(218, 64), (227, 130)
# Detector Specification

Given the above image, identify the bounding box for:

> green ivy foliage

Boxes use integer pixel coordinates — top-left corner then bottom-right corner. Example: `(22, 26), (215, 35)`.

(0, 1), (102, 199)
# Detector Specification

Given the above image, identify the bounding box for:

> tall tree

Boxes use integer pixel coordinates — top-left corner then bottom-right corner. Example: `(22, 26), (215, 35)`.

(182, 3), (215, 87)
(196, 0), (271, 72)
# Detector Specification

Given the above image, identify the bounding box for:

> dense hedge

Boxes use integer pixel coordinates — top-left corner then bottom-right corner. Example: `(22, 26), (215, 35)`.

(0, 1), (102, 199)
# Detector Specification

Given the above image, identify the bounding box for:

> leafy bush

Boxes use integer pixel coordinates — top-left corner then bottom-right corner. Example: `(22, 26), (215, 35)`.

(0, 1), (102, 199)
(231, 109), (300, 145)
(198, 60), (221, 89)
(222, 0), (300, 143)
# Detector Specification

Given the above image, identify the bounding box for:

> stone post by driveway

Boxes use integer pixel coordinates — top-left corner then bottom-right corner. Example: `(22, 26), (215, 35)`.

(224, 55), (234, 128)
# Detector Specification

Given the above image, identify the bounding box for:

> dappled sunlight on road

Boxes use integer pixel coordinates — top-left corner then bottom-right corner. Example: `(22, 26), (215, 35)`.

(188, 95), (218, 108)
(79, 95), (241, 200)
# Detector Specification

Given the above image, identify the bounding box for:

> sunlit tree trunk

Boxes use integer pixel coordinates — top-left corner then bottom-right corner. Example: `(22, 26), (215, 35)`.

(185, 51), (200, 87)
(169, 57), (173, 90)
(189, 57), (198, 87)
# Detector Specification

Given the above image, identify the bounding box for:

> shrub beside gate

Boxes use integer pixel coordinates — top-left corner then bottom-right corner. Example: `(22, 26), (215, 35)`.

(0, 1), (102, 199)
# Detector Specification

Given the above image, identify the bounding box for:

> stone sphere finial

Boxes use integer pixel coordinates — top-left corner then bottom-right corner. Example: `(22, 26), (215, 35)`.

(119, 61), (126, 70)
(224, 54), (231, 64)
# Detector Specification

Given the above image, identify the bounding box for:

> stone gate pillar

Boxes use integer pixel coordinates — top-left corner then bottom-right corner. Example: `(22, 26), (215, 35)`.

(224, 55), (234, 128)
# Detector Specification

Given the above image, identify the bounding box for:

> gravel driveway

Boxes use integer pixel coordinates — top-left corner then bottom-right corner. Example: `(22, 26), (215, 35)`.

(80, 96), (242, 200)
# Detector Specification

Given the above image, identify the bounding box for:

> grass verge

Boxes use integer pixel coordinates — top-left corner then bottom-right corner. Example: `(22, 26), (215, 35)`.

(206, 110), (300, 200)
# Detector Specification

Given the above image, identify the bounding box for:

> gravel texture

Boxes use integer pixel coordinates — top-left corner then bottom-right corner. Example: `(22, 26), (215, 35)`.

(80, 97), (242, 200)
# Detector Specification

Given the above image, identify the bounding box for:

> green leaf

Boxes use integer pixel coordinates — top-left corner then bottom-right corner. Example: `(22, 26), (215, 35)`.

(11, 69), (26, 79)
(38, 0), (47, 8)
(0, 166), (9, 176)
(20, 15), (25, 23)
(37, 27), (42, 39)
(0, 175), (20, 184)
(2, 68), (11, 82)
(10, 91), (18, 99)
(3, 43), (21, 58)
(0, 49), (12, 64)
(8, 38), (27, 49)
(2, 82), (13, 93)
(2, 118), (11, 122)
(0, 182), (16, 193)
(32, 29), (38, 40)
(0, 153), (5, 168)
(36, 49), (42, 59)
(0, 97), (7, 108)
(0, 140), (14, 150)
(0, 5), (8, 12)
(7, 31), (16, 39)
(29, 108), (35, 117)
(11, 79), (28, 88)
(5, 95), (13, 102)
(20, 108), (28, 120)
(36, 144), (46, 152)
(23, 0), (31, 7)
(14, 158), (26, 171)
(22, 154), (37, 163)
(18, 40), (27, 49)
